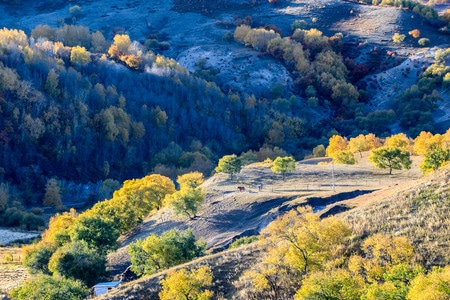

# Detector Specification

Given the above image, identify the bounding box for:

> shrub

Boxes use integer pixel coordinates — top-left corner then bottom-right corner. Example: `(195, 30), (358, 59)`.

(392, 33), (406, 43)
(10, 274), (89, 300)
(129, 228), (205, 276)
(229, 236), (259, 249)
(418, 38), (430, 47)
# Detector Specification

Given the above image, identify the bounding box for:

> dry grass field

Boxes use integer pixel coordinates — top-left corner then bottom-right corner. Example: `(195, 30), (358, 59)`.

(0, 247), (27, 294)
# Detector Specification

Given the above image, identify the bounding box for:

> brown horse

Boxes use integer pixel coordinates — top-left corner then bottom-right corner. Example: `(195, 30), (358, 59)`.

(237, 186), (246, 192)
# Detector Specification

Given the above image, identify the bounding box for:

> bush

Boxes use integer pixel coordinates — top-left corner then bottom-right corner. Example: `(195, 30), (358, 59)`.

(418, 38), (430, 46)
(392, 33), (406, 43)
(48, 241), (107, 286)
(129, 228), (205, 276)
(10, 274), (89, 300)
(229, 236), (258, 249)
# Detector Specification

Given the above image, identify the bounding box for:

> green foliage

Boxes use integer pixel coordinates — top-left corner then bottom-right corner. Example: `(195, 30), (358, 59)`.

(128, 228), (205, 276)
(369, 147), (412, 174)
(291, 20), (307, 31)
(419, 146), (450, 174)
(312, 144), (326, 157)
(167, 187), (205, 219)
(9, 274), (89, 300)
(22, 243), (55, 275)
(48, 240), (107, 286)
(159, 266), (213, 300)
(295, 269), (365, 300)
(229, 235), (259, 249)
(215, 154), (242, 179)
(271, 156), (296, 179)
(417, 38), (430, 46)
(68, 215), (120, 254)
(332, 150), (356, 164)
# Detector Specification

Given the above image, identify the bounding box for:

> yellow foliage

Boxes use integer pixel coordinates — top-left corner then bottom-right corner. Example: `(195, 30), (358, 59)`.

(348, 133), (381, 157)
(326, 135), (348, 157)
(384, 133), (412, 151)
(407, 266), (450, 300)
(351, 233), (414, 283)
(70, 46), (91, 66)
(177, 171), (204, 189)
(113, 174), (175, 211)
(413, 131), (434, 155)
(262, 206), (351, 274)
(159, 266), (213, 300)
(41, 209), (78, 246)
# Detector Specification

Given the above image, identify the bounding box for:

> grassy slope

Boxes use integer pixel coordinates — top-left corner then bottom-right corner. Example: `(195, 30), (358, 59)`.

(98, 154), (450, 299)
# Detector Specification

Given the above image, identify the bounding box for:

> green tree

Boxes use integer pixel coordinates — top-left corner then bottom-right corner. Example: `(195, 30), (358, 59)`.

(271, 156), (296, 180)
(369, 147), (412, 175)
(69, 215), (120, 255)
(159, 266), (214, 300)
(295, 269), (365, 300)
(332, 150), (356, 164)
(10, 274), (89, 300)
(128, 228), (205, 276)
(48, 241), (107, 286)
(215, 154), (242, 180)
(167, 187), (205, 219)
(419, 145), (450, 174)
(44, 69), (60, 99)
(312, 144), (326, 157)
(22, 243), (55, 275)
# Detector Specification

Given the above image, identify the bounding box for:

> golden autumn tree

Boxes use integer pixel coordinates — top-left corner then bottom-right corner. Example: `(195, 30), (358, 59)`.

(348, 133), (381, 158)
(348, 234), (415, 283)
(384, 133), (412, 151)
(239, 206), (351, 299)
(113, 174), (176, 211)
(326, 135), (353, 164)
(407, 266), (450, 300)
(159, 266), (213, 300)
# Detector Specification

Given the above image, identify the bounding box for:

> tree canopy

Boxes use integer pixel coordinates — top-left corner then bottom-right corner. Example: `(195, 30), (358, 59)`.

(369, 146), (412, 174)
(128, 228), (205, 276)
(215, 154), (242, 179)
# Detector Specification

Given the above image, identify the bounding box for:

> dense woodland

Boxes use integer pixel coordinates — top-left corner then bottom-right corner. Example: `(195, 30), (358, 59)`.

(0, 8), (449, 214)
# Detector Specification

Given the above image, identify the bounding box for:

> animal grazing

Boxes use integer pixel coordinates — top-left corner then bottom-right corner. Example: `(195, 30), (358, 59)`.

(237, 186), (246, 192)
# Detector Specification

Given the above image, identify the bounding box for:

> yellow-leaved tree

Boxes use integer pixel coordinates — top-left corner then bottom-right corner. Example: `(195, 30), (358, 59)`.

(166, 172), (205, 219)
(348, 133), (381, 157)
(326, 135), (355, 164)
(159, 266), (213, 300)
(384, 133), (412, 151)
(348, 233), (416, 283)
(407, 266), (450, 300)
(237, 206), (351, 299)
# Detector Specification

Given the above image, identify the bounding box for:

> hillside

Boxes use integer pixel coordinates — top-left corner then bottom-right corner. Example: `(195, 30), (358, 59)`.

(99, 157), (450, 299)
(0, 0), (448, 214)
